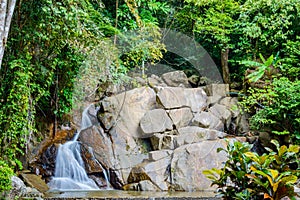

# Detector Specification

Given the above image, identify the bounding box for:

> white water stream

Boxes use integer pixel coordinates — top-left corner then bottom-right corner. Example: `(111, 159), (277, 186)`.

(48, 105), (110, 191)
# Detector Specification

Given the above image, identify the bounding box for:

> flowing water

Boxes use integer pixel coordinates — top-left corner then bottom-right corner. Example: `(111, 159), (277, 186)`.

(48, 104), (109, 191)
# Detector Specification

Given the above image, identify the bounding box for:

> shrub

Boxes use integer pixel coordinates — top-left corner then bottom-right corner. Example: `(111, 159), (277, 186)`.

(0, 161), (14, 193)
(203, 140), (299, 200)
(240, 77), (300, 144)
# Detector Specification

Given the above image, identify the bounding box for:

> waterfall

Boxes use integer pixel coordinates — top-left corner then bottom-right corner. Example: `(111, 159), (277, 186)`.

(48, 104), (109, 191)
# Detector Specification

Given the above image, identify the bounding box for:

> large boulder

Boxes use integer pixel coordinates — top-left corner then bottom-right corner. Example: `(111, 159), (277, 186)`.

(107, 126), (148, 188)
(140, 109), (173, 137)
(170, 140), (228, 191)
(96, 87), (157, 187)
(157, 87), (207, 112)
(127, 155), (172, 191)
(79, 126), (114, 172)
(161, 71), (191, 88)
(167, 108), (193, 129)
(98, 87), (157, 138)
(191, 112), (224, 131)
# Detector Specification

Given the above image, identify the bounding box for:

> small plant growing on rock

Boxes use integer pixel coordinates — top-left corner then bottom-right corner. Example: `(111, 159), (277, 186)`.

(203, 140), (299, 200)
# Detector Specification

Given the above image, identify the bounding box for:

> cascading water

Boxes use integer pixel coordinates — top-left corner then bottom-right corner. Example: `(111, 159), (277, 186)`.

(48, 104), (109, 191)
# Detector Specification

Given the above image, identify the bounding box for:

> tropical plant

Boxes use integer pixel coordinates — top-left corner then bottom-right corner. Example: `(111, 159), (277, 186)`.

(244, 140), (299, 200)
(203, 140), (299, 200)
(241, 53), (280, 83)
(240, 77), (300, 143)
(203, 140), (254, 199)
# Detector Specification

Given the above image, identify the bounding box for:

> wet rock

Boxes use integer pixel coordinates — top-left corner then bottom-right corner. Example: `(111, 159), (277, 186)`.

(123, 180), (161, 191)
(161, 71), (191, 88)
(80, 125), (113, 172)
(170, 140), (228, 191)
(157, 87), (207, 112)
(89, 175), (109, 189)
(191, 112), (224, 131)
(167, 108), (193, 129)
(140, 109), (173, 137)
(21, 173), (49, 193)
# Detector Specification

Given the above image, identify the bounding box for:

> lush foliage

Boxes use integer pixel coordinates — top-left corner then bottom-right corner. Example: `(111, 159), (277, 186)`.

(0, 0), (300, 182)
(242, 78), (300, 142)
(203, 140), (299, 200)
(0, 161), (14, 193)
(0, 0), (166, 168)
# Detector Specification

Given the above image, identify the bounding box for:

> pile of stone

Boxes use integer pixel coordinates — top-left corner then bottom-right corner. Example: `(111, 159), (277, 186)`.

(78, 70), (249, 191)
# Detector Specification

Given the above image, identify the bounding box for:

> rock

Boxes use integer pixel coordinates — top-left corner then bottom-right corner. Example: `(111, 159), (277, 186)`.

(209, 104), (232, 129)
(219, 97), (240, 118)
(8, 176), (27, 199)
(237, 114), (250, 134)
(89, 175), (109, 189)
(149, 150), (173, 161)
(259, 132), (272, 148)
(89, 87), (157, 188)
(157, 87), (207, 112)
(123, 182), (140, 191)
(138, 180), (161, 191)
(168, 108), (193, 129)
(205, 84), (229, 97)
(20, 173), (49, 193)
(98, 87), (157, 137)
(108, 126), (148, 187)
(191, 112), (224, 131)
(23, 187), (43, 199)
(161, 71), (191, 88)
(80, 125), (113, 172)
(123, 180), (161, 191)
(170, 140), (228, 191)
(176, 126), (226, 146)
(150, 133), (178, 150)
(140, 109), (173, 136)
(207, 95), (223, 106)
(128, 156), (171, 191)
(147, 74), (167, 87)
(176, 126), (206, 146)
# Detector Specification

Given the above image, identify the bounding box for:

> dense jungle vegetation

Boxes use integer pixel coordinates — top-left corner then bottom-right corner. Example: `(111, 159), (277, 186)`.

(0, 0), (299, 194)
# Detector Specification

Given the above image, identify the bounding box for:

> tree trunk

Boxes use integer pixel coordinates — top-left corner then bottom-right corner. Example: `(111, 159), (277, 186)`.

(0, 0), (16, 69)
(221, 48), (230, 84)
